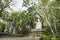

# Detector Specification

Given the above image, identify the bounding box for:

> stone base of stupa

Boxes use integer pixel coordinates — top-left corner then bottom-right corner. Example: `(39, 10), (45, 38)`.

(30, 29), (43, 37)
(29, 29), (43, 40)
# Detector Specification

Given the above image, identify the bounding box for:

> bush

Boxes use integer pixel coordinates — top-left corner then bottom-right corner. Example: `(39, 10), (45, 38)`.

(40, 34), (50, 40)
(8, 34), (23, 37)
(40, 34), (59, 40)
(51, 36), (59, 40)
(20, 26), (31, 35)
(0, 26), (2, 32)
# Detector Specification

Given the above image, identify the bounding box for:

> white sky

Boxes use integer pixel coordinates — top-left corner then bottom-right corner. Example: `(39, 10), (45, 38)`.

(10, 0), (27, 11)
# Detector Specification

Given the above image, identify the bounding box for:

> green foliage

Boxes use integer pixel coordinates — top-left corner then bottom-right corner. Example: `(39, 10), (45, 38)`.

(22, 0), (60, 38)
(1, 11), (36, 34)
(0, 22), (5, 32)
(0, 0), (12, 16)
(41, 34), (59, 40)
(51, 36), (58, 40)
(0, 25), (3, 32)
(0, 0), (60, 37)
(8, 34), (23, 37)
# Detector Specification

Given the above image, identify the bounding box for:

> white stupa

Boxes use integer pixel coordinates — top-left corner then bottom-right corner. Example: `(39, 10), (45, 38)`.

(31, 14), (42, 37)
(35, 14), (42, 31)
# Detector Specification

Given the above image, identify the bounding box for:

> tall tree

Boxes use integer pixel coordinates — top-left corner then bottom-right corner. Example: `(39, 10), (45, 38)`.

(0, 0), (12, 16)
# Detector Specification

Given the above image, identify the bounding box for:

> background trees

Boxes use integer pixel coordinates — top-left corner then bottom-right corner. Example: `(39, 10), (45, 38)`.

(0, 0), (60, 39)
(23, 0), (60, 39)
(0, 0), (12, 16)
(0, 0), (12, 33)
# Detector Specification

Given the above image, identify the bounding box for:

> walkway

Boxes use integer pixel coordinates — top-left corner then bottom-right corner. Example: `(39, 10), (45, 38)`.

(0, 37), (40, 40)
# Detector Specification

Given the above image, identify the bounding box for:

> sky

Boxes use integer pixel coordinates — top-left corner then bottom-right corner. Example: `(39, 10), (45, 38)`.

(10, 0), (27, 11)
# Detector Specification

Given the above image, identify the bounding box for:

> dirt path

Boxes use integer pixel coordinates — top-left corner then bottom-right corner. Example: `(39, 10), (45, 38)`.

(0, 37), (40, 40)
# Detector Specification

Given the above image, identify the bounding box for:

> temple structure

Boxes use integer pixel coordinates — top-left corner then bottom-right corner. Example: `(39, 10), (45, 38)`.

(31, 14), (42, 37)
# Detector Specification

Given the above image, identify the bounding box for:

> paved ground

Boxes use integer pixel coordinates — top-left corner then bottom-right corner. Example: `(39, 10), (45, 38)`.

(0, 37), (40, 40)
